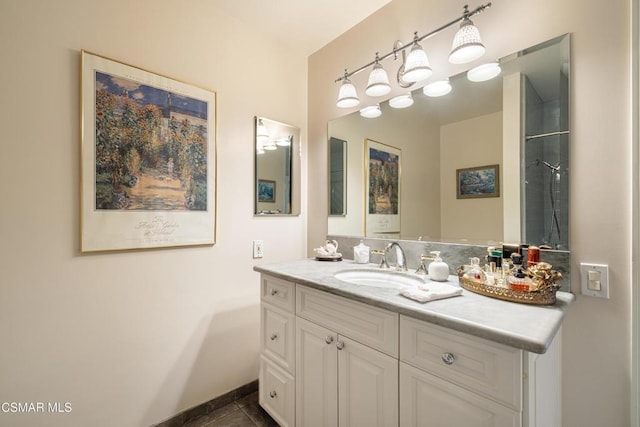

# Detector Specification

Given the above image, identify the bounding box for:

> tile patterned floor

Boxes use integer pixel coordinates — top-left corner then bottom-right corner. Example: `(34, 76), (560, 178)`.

(183, 391), (278, 427)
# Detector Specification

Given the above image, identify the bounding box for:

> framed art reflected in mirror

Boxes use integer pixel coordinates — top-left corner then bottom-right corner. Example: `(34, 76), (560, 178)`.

(365, 139), (401, 237)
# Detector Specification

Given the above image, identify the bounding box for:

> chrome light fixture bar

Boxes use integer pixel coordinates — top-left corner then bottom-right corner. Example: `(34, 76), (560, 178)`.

(335, 2), (492, 108)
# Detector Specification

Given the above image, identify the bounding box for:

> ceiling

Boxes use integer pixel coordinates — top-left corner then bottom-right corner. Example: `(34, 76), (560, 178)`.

(210, 0), (392, 56)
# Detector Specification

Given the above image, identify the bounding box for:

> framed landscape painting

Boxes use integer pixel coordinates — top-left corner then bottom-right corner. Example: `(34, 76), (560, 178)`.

(81, 51), (217, 252)
(257, 179), (276, 203)
(364, 139), (401, 237)
(457, 164), (500, 199)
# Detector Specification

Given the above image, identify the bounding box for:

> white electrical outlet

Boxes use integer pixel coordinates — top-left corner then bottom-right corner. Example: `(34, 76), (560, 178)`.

(253, 240), (264, 259)
(580, 263), (609, 299)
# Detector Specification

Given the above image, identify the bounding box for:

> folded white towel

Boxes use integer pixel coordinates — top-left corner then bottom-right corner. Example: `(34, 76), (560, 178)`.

(400, 283), (463, 303)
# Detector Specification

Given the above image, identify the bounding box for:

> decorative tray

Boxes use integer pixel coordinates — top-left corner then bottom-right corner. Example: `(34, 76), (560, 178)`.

(315, 254), (343, 262)
(456, 262), (562, 306)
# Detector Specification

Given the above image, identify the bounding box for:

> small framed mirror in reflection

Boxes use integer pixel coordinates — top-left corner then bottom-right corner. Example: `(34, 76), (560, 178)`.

(254, 116), (301, 216)
(329, 137), (347, 216)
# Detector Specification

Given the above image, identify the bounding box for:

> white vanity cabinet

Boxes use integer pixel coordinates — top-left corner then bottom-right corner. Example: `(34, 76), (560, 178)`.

(258, 272), (563, 427)
(259, 275), (296, 427)
(399, 315), (562, 427)
(295, 286), (398, 427)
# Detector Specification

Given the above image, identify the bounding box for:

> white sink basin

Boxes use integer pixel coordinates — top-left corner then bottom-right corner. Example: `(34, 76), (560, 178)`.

(334, 269), (425, 288)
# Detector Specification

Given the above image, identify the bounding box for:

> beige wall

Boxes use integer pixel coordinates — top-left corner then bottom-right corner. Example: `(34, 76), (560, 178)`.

(309, 0), (632, 426)
(0, 1), (307, 426)
(440, 112), (503, 243)
(328, 107), (440, 239)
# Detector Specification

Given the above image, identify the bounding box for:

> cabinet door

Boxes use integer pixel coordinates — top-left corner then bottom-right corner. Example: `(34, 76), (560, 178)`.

(338, 335), (399, 427)
(296, 317), (338, 427)
(400, 362), (520, 427)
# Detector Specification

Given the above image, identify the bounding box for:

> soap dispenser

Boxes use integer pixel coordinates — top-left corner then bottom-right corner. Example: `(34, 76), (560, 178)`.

(428, 251), (450, 282)
(353, 241), (370, 264)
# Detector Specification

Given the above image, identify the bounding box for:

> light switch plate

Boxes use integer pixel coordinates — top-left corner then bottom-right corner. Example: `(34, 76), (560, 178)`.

(253, 240), (264, 259)
(580, 263), (609, 299)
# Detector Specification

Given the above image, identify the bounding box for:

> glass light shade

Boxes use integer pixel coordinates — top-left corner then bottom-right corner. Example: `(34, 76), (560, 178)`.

(336, 78), (360, 108)
(467, 62), (501, 82)
(423, 79), (452, 97)
(389, 93), (414, 109)
(403, 43), (432, 82)
(276, 136), (292, 146)
(365, 62), (391, 97)
(359, 105), (382, 118)
(256, 119), (270, 139)
(449, 19), (486, 64)
(263, 141), (277, 150)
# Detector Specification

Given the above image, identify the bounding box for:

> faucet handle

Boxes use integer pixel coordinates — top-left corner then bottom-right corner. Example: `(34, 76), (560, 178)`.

(415, 254), (429, 275)
(371, 249), (390, 269)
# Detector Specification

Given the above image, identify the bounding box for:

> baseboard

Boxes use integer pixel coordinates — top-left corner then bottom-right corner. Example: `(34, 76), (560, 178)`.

(151, 379), (258, 427)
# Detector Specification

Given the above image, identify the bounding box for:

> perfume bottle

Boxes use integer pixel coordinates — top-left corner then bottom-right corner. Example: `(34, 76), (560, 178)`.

(463, 257), (486, 284)
(508, 253), (532, 291)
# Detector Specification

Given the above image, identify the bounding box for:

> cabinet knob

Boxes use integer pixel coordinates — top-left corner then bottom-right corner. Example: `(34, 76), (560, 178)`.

(336, 340), (345, 350)
(270, 333), (278, 341)
(269, 391), (277, 398)
(441, 352), (455, 365)
(325, 335), (334, 344)
(270, 289), (278, 296)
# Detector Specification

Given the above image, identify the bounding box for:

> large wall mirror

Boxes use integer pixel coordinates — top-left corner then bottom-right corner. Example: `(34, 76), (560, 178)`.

(255, 116), (301, 216)
(328, 34), (570, 250)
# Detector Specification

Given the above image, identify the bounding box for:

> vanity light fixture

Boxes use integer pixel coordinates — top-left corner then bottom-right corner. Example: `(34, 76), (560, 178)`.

(449, 5), (486, 64)
(389, 93), (414, 108)
(336, 71), (360, 108)
(263, 141), (277, 150)
(256, 118), (270, 140)
(276, 135), (293, 147)
(360, 104), (382, 118)
(335, 3), (492, 108)
(365, 54), (392, 97)
(467, 61), (501, 82)
(403, 33), (432, 83)
(423, 79), (453, 97)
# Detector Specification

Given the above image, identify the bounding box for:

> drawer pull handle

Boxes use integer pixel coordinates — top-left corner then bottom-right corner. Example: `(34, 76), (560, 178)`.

(441, 352), (455, 365)
(336, 340), (345, 350)
(270, 333), (278, 341)
(269, 391), (277, 398)
(270, 289), (278, 296)
(325, 335), (334, 344)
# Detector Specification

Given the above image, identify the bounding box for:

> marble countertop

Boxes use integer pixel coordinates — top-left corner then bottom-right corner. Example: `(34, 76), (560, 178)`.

(254, 258), (575, 354)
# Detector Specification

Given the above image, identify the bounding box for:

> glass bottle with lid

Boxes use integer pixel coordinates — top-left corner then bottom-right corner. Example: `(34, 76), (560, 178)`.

(463, 257), (486, 284)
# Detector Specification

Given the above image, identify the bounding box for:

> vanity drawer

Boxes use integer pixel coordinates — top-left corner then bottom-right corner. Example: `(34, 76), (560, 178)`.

(259, 356), (295, 427)
(261, 302), (295, 374)
(296, 285), (398, 357)
(400, 315), (522, 410)
(261, 275), (295, 312)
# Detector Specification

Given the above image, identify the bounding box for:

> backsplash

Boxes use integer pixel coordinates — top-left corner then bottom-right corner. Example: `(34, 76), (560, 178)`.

(327, 235), (571, 292)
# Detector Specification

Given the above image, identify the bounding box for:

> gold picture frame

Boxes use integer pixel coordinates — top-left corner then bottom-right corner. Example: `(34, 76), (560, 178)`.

(456, 164), (500, 199)
(81, 51), (217, 252)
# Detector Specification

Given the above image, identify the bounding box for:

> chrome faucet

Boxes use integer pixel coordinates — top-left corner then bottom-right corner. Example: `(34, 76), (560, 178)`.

(385, 242), (407, 272)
